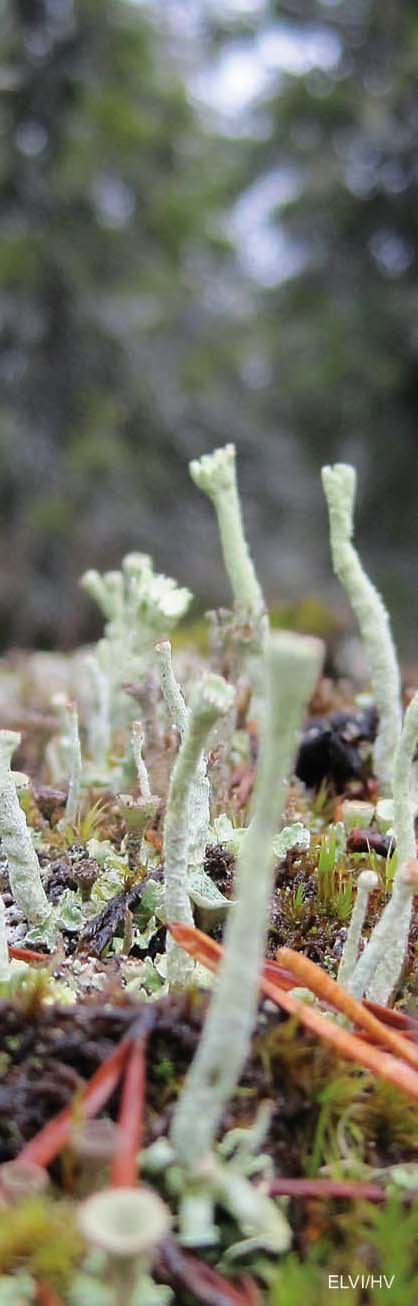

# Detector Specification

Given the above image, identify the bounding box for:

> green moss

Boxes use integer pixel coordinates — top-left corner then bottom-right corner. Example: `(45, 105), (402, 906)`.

(0, 1197), (83, 1288)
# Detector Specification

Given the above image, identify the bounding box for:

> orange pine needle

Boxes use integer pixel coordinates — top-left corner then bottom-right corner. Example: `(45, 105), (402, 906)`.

(9, 945), (50, 963)
(276, 947), (418, 1073)
(260, 973), (418, 1103)
(36, 1283), (65, 1306)
(111, 1037), (146, 1189)
(169, 924), (295, 989)
(169, 923), (418, 1103)
(19, 1036), (132, 1168)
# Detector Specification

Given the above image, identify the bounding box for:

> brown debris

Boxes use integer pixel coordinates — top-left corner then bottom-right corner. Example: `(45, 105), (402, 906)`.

(76, 870), (164, 958)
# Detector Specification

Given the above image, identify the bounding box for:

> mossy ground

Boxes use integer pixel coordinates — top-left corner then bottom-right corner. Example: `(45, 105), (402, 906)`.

(1, 669), (418, 1302)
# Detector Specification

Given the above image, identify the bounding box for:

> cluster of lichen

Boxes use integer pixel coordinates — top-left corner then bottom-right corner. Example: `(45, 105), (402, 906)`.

(0, 443), (418, 1302)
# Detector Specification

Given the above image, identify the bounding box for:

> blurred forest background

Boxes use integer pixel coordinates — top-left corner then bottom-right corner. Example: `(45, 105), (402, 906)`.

(1, 0), (417, 653)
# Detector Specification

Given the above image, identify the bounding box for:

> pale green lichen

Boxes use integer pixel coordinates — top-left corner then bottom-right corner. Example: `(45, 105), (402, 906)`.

(349, 688), (418, 1003)
(322, 463), (402, 793)
(163, 672), (235, 986)
(337, 869), (379, 988)
(156, 639), (220, 870)
(189, 444), (267, 633)
(131, 720), (152, 800)
(81, 553), (192, 730)
(57, 698), (83, 828)
(155, 639), (188, 737)
(171, 631), (323, 1167)
(0, 730), (50, 926)
(77, 1186), (171, 1306)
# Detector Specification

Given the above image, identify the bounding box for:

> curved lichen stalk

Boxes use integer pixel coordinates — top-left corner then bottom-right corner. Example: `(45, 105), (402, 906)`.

(348, 688), (418, 1004)
(164, 671), (235, 987)
(321, 463), (401, 793)
(189, 444), (267, 637)
(0, 731), (50, 925)
(156, 639), (215, 869)
(171, 630), (323, 1166)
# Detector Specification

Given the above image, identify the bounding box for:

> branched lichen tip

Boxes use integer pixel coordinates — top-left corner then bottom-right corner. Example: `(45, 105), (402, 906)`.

(189, 444), (236, 498)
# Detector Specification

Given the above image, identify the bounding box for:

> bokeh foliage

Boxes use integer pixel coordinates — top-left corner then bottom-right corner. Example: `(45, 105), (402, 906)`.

(0, 0), (233, 645)
(1, 0), (418, 649)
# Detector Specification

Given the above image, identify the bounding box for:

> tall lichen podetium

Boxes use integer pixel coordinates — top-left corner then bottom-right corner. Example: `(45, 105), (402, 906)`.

(321, 463), (401, 794)
(189, 444), (268, 640)
(156, 639), (214, 869)
(171, 630), (324, 1166)
(349, 688), (418, 1005)
(164, 672), (236, 987)
(0, 730), (51, 925)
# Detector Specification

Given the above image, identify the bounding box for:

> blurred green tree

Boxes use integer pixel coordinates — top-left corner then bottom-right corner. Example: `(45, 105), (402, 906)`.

(227, 0), (418, 593)
(0, 0), (235, 645)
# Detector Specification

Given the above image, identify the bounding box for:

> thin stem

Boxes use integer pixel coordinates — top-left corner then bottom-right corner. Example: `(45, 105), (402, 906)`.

(171, 632), (323, 1166)
(349, 688), (418, 1003)
(337, 869), (378, 986)
(322, 463), (401, 793)
(164, 674), (235, 986)
(63, 701), (82, 826)
(131, 721), (151, 800)
(155, 640), (189, 736)
(189, 445), (266, 627)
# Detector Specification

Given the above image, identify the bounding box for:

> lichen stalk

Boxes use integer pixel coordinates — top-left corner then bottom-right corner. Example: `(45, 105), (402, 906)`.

(0, 731), (50, 925)
(62, 700), (83, 826)
(155, 639), (189, 736)
(164, 673), (235, 987)
(349, 688), (418, 1003)
(321, 463), (401, 793)
(131, 721), (151, 800)
(85, 652), (111, 764)
(337, 869), (378, 987)
(171, 631), (323, 1166)
(189, 444), (267, 630)
(156, 639), (213, 869)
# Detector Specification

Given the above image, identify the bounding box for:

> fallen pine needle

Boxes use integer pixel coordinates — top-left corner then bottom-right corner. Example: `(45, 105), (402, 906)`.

(111, 1036), (146, 1188)
(169, 924), (418, 1102)
(19, 1035), (132, 1167)
(275, 946), (418, 1073)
